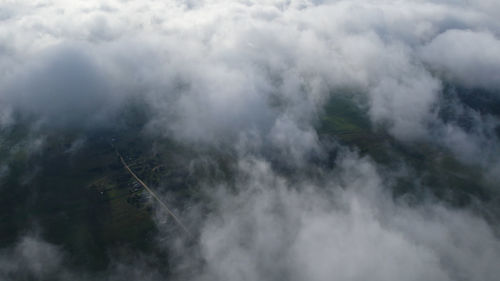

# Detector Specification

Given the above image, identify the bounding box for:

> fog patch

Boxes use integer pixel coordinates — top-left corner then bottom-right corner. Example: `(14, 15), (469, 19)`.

(421, 30), (500, 90)
(0, 235), (69, 280)
(159, 152), (500, 281)
(1, 44), (119, 129)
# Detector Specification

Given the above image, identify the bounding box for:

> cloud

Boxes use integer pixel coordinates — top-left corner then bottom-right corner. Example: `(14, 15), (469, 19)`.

(2, 152), (499, 281)
(1, 44), (119, 128)
(0, 235), (67, 280)
(421, 30), (500, 90)
(1, 0), (500, 280)
(168, 152), (500, 281)
(1, 0), (499, 146)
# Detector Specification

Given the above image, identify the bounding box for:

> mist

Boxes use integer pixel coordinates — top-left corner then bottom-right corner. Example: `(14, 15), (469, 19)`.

(0, 0), (499, 280)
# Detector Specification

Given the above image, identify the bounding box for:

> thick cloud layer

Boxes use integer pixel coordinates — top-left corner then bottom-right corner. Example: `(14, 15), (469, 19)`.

(1, 0), (500, 280)
(181, 153), (500, 281)
(421, 30), (500, 90)
(1, 0), (499, 154)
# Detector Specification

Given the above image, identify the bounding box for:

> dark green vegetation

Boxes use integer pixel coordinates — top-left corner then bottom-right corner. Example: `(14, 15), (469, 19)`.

(0, 92), (498, 273)
(318, 94), (497, 206)
(0, 119), (194, 271)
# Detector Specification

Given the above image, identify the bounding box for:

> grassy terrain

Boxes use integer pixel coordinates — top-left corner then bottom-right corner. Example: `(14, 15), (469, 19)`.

(0, 92), (497, 273)
(317, 94), (493, 205)
(0, 121), (181, 270)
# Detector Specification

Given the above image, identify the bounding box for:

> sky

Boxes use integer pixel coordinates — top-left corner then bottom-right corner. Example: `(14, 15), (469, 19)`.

(0, 0), (499, 280)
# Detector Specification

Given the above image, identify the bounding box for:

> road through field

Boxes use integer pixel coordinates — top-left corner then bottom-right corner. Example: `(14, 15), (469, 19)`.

(116, 150), (192, 238)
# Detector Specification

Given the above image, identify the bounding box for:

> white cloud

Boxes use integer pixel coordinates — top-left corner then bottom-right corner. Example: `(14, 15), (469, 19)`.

(1, 1), (500, 280)
(0, 235), (66, 280)
(421, 30), (500, 90)
(172, 153), (500, 281)
(1, 0), (499, 146)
